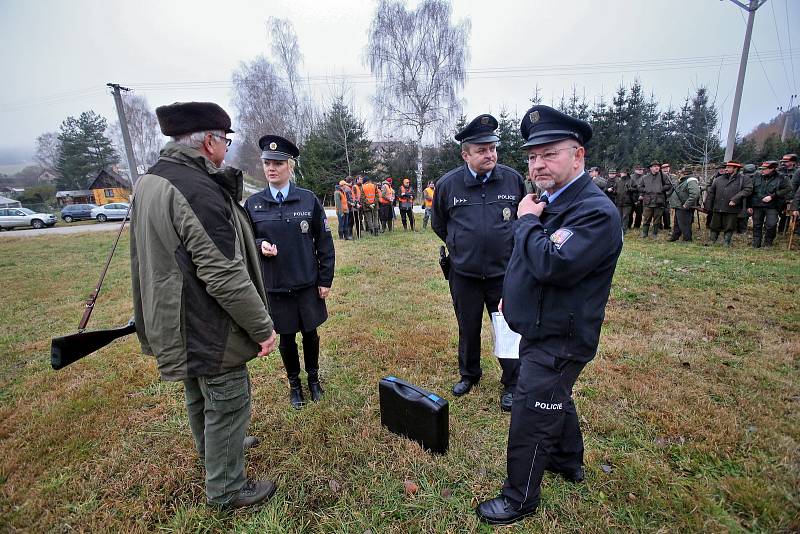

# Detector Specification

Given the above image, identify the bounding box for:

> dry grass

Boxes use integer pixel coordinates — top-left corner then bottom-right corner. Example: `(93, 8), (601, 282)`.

(0, 223), (798, 533)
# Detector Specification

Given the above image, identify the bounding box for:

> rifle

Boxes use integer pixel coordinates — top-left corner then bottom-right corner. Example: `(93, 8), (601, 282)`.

(789, 214), (797, 251)
(51, 204), (137, 370)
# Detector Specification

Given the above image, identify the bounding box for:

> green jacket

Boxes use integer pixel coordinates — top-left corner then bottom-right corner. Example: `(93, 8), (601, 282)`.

(668, 175), (700, 209)
(749, 171), (790, 208)
(130, 142), (274, 381)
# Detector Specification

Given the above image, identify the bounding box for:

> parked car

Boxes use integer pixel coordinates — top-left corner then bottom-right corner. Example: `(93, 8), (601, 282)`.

(90, 202), (131, 222)
(60, 203), (98, 223)
(0, 207), (57, 230)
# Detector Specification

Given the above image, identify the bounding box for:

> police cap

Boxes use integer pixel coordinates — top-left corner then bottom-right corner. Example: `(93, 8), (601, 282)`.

(520, 105), (592, 148)
(259, 135), (299, 161)
(759, 160), (778, 169)
(455, 114), (500, 144)
(608, 168), (617, 173)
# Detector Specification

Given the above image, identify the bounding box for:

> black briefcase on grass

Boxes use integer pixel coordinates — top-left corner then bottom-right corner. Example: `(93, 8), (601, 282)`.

(378, 376), (449, 454)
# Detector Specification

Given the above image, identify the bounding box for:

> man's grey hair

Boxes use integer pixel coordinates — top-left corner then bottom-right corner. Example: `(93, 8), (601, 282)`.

(172, 130), (225, 148)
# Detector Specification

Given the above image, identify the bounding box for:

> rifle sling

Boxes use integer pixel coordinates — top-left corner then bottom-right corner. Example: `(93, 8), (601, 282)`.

(78, 202), (132, 331)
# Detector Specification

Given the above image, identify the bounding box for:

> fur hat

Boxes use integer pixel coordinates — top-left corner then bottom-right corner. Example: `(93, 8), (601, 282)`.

(156, 102), (234, 136)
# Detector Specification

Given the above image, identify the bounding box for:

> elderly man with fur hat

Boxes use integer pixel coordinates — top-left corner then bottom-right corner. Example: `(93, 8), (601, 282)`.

(130, 102), (278, 509)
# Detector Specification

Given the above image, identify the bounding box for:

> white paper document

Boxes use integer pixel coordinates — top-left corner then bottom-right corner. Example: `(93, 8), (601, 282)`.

(490, 312), (521, 359)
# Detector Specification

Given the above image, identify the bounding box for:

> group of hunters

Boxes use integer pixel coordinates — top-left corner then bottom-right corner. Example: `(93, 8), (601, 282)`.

(128, 97), (796, 526)
(586, 155), (800, 247)
(333, 175), (436, 238)
(334, 153), (800, 249)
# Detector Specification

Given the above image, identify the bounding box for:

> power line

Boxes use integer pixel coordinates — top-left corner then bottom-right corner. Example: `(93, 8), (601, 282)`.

(738, 8), (781, 107)
(770, 0), (794, 94)
(786, 0), (798, 92)
(2, 48), (798, 112)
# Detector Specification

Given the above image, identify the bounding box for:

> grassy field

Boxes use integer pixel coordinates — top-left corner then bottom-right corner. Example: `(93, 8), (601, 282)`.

(0, 223), (798, 533)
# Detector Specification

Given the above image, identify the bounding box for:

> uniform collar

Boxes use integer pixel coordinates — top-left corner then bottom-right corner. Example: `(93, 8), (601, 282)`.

(541, 172), (590, 214)
(463, 164), (496, 187)
(263, 182), (296, 203)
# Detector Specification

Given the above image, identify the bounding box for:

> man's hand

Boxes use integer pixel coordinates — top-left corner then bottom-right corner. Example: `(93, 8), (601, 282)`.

(318, 286), (330, 299)
(258, 331), (277, 356)
(747, 208), (753, 215)
(498, 298), (503, 314)
(762, 195), (772, 203)
(261, 241), (278, 257)
(518, 194), (547, 218)
(728, 200), (736, 207)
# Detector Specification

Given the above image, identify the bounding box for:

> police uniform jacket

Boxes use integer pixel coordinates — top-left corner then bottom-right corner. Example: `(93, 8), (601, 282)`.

(503, 172), (622, 363)
(431, 163), (525, 279)
(245, 183), (335, 332)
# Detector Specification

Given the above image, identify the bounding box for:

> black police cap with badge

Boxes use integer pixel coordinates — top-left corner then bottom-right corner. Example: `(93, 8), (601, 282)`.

(259, 135), (300, 161)
(520, 105), (592, 148)
(455, 114), (500, 144)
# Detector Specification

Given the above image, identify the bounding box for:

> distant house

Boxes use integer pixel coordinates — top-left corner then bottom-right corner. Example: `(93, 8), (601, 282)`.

(56, 190), (94, 206)
(0, 187), (25, 198)
(0, 195), (22, 208)
(37, 170), (58, 184)
(87, 168), (131, 205)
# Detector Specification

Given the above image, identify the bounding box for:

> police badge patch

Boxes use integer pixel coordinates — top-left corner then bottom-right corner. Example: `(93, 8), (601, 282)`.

(269, 142), (278, 150)
(502, 207), (511, 221)
(323, 218), (331, 232)
(529, 110), (540, 123)
(550, 228), (573, 249)
(300, 220), (309, 233)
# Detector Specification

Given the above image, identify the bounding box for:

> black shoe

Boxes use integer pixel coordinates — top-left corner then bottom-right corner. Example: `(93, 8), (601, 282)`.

(452, 379), (477, 396)
(500, 391), (513, 412)
(308, 379), (324, 402)
(288, 376), (305, 409)
(222, 479), (277, 509)
(475, 496), (536, 526)
(667, 235), (679, 242)
(243, 436), (261, 449)
(548, 466), (585, 483)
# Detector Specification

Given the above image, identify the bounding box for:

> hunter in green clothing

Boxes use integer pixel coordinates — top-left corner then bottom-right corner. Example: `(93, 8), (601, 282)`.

(703, 161), (753, 247)
(667, 167), (700, 242)
(131, 102), (278, 509)
(748, 160), (791, 247)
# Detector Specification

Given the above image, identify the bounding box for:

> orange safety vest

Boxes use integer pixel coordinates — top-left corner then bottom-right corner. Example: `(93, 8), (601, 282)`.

(399, 185), (414, 208)
(424, 186), (435, 208)
(379, 183), (395, 204)
(352, 184), (362, 202)
(362, 182), (378, 205)
(336, 190), (349, 213)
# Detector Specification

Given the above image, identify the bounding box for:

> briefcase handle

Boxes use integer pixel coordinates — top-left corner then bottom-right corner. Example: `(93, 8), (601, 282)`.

(383, 376), (445, 404)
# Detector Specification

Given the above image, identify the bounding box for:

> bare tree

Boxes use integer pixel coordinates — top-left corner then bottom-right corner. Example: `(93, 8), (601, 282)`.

(110, 93), (164, 173)
(268, 17), (314, 143)
(231, 56), (295, 177)
(366, 0), (470, 199)
(34, 132), (60, 171)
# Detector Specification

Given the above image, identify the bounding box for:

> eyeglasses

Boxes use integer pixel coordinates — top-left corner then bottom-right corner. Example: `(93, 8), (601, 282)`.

(210, 133), (232, 147)
(527, 146), (579, 163)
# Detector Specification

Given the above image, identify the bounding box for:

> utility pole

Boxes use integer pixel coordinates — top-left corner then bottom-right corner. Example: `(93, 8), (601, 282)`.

(724, 0), (768, 162)
(781, 94), (797, 142)
(107, 83), (139, 186)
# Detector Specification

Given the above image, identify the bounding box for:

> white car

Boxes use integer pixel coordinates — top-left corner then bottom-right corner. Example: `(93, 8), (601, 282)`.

(91, 202), (131, 222)
(0, 207), (57, 230)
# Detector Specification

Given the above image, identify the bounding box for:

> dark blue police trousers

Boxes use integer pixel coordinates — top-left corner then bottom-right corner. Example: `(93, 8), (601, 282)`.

(501, 340), (586, 511)
(448, 270), (518, 391)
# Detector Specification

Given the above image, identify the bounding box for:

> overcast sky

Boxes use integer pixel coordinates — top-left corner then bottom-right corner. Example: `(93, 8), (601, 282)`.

(0, 0), (797, 163)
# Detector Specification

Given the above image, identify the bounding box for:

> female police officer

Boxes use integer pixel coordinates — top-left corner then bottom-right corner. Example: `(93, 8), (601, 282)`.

(245, 135), (335, 409)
